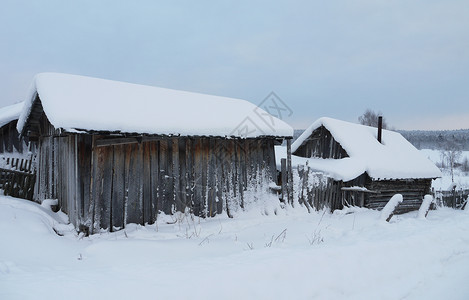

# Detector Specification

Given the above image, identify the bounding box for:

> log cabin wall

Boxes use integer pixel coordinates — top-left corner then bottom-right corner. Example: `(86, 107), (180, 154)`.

(294, 126), (348, 159)
(34, 130), (279, 233)
(365, 178), (432, 214)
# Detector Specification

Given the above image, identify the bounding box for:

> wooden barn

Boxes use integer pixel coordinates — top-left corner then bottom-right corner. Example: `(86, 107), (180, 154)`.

(18, 73), (293, 233)
(0, 102), (28, 154)
(289, 117), (441, 213)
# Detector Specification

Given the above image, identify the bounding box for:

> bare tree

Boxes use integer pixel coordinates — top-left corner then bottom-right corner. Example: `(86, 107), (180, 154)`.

(358, 109), (388, 129)
(440, 141), (462, 182)
(462, 156), (469, 173)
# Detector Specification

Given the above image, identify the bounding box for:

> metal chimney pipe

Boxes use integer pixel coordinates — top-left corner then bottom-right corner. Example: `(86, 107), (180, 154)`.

(378, 116), (383, 143)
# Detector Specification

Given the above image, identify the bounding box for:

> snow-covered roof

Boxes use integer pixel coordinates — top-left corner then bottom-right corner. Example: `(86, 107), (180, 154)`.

(289, 117), (442, 180)
(0, 102), (24, 128)
(18, 73), (293, 138)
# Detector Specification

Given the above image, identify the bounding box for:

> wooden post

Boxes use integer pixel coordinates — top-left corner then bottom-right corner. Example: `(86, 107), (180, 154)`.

(286, 139), (294, 206)
(281, 158), (287, 203)
(378, 116), (383, 143)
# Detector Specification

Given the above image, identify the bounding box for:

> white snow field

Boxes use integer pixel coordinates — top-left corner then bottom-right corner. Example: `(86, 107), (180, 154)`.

(1, 196), (469, 300)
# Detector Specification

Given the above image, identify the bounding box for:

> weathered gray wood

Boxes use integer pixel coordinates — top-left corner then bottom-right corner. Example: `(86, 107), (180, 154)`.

(207, 138), (216, 216)
(178, 138), (187, 211)
(214, 139), (224, 214)
(78, 135), (92, 228)
(193, 138), (204, 216)
(166, 139), (174, 213)
(126, 143), (143, 225)
(185, 138), (193, 212)
(158, 139), (170, 214)
(90, 144), (105, 232)
(112, 144), (126, 229)
(123, 143), (132, 227)
(100, 146), (113, 231)
(281, 158), (287, 202)
(286, 139), (293, 205)
(172, 138), (181, 213)
(150, 141), (159, 222)
(143, 142), (152, 224)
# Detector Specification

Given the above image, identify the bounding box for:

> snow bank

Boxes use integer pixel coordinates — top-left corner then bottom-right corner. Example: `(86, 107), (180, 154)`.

(18, 73), (293, 138)
(2, 195), (469, 299)
(291, 117), (442, 180)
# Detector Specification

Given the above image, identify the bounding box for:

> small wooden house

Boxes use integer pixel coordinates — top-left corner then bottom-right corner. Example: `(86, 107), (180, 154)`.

(18, 73), (293, 233)
(291, 117), (441, 213)
(0, 102), (28, 154)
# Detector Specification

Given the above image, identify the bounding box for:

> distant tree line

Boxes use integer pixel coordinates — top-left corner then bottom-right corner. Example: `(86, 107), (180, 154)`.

(398, 129), (469, 151)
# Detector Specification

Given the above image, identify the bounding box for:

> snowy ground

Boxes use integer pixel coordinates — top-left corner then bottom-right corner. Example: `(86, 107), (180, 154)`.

(420, 149), (469, 190)
(1, 196), (469, 300)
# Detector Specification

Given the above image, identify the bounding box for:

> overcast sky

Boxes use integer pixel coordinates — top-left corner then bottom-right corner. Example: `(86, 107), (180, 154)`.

(1, 0), (468, 130)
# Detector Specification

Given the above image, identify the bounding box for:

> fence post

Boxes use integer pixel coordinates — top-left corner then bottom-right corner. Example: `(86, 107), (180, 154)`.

(286, 139), (293, 206)
(281, 158), (287, 203)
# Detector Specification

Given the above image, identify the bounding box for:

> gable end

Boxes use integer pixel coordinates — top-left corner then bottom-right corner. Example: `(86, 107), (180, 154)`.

(293, 125), (348, 159)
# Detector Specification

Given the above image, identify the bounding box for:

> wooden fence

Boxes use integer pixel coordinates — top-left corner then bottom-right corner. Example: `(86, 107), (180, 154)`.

(0, 156), (36, 200)
(435, 188), (469, 209)
(294, 164), (343, 212)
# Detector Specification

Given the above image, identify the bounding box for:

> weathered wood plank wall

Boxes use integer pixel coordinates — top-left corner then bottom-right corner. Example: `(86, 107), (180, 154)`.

(35, 134), (278, 233)
(294, 126), (348, 159)
(365, 179), (432, 213)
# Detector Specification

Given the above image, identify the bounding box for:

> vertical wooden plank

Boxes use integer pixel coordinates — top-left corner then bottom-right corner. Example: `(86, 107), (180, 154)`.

(39, 137), (48, 201)
(286, 139), (294, 205)
(267, 139), (277, 183)
(215, 139), (224, 214)
(201, 138), (208, 216)
(100, 145), (113, 231)
(143, 142), (152, 224)
(230, 139), (238, 208)
(281, 158), (287, 203)
(126, 143), (143, 225)
(172, 138), (181, 212)
(158, 139), (168, 214)
(178, 138), (187, 210)
(112, 144), (126, 230)
(79, 135), (93, 228)
(150, 141), (159, 221)
(90, 143), (104, 233)
(207, 138), (216, 216)
(122, 143), (132, 227)
(68, 136), (77, 226)
(224, 140), (235, 216)
(235, 139), (244, 210)
(193, 138), (203, 216)
(166, 139), (173, 214)
(184, 138), (193, 212)
(52, 136), (58, 199)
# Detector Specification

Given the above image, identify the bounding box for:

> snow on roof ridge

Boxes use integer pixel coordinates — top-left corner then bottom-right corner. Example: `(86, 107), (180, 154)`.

(18, 72), (294, 138)
(0, 101), (25, 128)
(291, 117), (442, 180)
